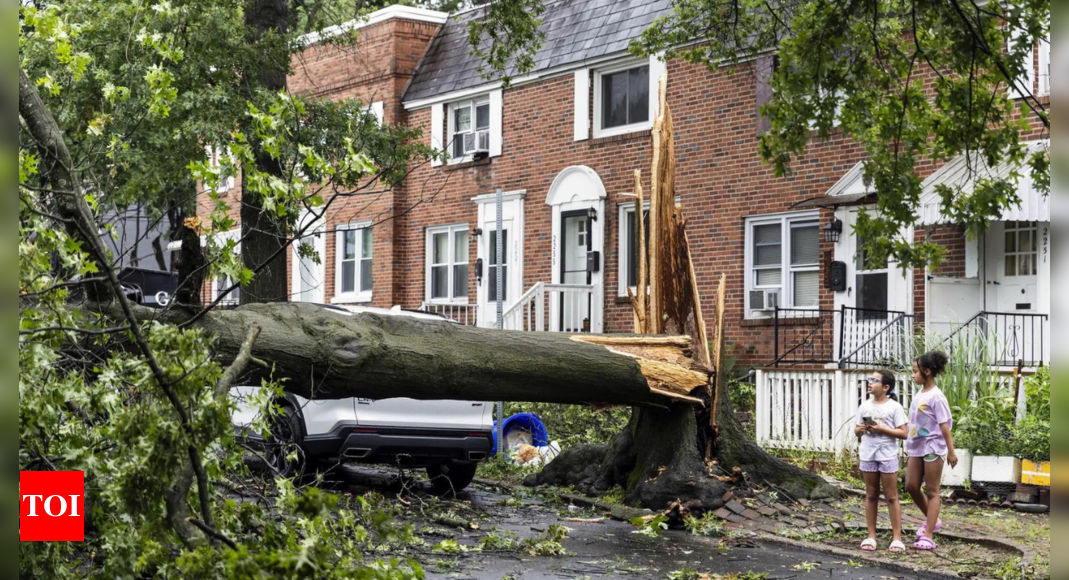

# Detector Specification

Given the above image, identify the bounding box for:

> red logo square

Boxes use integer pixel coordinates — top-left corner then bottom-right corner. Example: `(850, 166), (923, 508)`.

(20, 471), (85, 542)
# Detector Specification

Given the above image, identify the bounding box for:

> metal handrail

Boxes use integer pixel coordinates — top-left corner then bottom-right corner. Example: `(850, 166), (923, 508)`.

(837, 312), (919, 369)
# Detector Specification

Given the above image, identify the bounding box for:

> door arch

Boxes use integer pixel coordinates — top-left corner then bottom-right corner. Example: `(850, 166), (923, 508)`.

(546, 166), (606, 333)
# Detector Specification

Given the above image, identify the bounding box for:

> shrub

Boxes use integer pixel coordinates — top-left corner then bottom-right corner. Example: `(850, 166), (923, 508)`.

(1010, 416), (1050, 461)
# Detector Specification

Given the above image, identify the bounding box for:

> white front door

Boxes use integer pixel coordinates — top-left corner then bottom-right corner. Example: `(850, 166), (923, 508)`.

(987, 221), (1039, 313)
(983, 221), (1046, 365)
(560, 211), (593, 332)
(292, 210), (326, 303)
(834, 207), (913, 362)
(474, 192), (525, 328)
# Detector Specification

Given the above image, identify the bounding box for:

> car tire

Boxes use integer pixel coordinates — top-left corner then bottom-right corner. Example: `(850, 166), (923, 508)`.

(265, 405), (306, 479)
(427, 461), (478, 495)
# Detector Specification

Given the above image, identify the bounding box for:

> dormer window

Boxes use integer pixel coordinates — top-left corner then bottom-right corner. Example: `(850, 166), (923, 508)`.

(449, 98), (490, 160)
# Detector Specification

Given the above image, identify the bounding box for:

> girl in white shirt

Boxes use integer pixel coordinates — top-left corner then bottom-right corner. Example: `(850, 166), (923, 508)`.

(854, 370), (909, 553)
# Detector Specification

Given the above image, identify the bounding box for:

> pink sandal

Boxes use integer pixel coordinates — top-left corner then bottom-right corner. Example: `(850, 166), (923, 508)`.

(913, 537), (937, 550)
(860, 538), (877, 551)
(916, 520), (943, 538)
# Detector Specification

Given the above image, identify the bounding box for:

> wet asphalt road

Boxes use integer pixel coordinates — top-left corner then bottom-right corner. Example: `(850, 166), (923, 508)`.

(321, 465), (940, 580)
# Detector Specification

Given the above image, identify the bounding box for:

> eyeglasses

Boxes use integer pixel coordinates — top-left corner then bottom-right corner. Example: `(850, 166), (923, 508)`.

(866, 378), (883, 385)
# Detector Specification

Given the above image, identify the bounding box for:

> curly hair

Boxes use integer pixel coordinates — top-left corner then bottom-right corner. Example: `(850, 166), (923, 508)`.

(915, 350), (950, 378)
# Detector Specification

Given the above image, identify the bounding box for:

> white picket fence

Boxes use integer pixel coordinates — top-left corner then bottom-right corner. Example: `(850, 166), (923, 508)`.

(755, 369), (920, 454)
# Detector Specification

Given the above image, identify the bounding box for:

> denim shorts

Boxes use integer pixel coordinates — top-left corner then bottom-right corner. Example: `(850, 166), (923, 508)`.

(860, 458), (900, 474)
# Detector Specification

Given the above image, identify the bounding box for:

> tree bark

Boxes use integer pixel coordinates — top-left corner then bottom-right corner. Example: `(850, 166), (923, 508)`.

(240, 0), (291, 305)
(108, 302), (712, 406)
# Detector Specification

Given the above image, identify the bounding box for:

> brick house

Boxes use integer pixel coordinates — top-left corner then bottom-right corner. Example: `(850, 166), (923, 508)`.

(199, 2), (1050, 373)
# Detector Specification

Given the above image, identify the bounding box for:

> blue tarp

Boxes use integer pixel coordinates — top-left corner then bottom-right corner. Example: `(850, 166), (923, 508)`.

(491, 413), (549, 456)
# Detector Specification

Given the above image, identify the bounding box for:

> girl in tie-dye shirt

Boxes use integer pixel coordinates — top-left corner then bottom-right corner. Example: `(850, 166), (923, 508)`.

(904, 351), (959, 551)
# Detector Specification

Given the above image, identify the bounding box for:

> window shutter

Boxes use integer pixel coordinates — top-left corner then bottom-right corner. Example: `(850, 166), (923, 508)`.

(648, 53), (667, 121)
(1008, 26), (1036, 100)
(430, 103), (444, 167)
(489, 89), (503, 157)
(573, 69), (590, 141)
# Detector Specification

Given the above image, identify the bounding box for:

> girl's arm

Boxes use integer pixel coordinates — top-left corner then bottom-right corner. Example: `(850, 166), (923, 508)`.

(876, 423), (908, 440)
(940, 422), (959, 468)
(854, 422), (869, 437)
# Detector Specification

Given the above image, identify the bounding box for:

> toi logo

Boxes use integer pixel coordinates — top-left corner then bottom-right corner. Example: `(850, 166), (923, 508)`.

(20, 471), (85, 542)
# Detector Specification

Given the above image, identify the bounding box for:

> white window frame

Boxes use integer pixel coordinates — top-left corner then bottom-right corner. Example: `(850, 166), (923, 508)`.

(1039, 19), (1050, 97)
(617, 201), (651, 298)
(332, 221), (373, 304)
(208, 229), (241, 306)
(744, 211), (821, 318)
(425, 223), (471, 304)
(593, 59), (654, 139)
(447, 97), (490, 163)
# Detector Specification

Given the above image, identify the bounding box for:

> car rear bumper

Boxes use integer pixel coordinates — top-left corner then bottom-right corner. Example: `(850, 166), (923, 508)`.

(309, 426), (493, 467)
(235, 425), (493, 468)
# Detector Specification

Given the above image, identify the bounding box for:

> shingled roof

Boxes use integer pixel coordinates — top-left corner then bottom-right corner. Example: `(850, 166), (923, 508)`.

(404, 0), (673, 104)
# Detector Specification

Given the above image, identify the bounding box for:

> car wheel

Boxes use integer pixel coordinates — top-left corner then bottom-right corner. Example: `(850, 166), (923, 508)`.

(265, 405), (305, 478)
(427, 461), (478, 495)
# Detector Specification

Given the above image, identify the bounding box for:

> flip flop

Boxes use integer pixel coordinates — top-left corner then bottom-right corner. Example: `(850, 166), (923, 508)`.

(913, 537), (937, 550)
(889, 540), (906, 552)
(861, 538), (878, 551)
(916, 519), (943, 538)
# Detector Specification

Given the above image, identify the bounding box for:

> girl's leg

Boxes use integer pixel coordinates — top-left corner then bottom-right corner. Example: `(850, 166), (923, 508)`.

(862, 471), (882, 541)
(905, 457), (928, 519)
(881, 470), (904, 543)
(922, 459), (945, 539)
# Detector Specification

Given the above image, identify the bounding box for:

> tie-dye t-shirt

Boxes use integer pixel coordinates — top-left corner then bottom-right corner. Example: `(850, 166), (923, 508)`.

(906, 387), (953, 457)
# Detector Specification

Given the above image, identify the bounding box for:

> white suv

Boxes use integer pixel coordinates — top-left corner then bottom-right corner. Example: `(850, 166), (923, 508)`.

(231, 304), (494, 493)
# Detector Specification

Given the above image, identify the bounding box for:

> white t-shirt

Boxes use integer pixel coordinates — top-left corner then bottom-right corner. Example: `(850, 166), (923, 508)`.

(855, 398), (908, 462)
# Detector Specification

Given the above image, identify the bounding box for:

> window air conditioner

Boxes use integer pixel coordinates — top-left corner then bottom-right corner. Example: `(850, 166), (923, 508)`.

(750, 288), (781, 312)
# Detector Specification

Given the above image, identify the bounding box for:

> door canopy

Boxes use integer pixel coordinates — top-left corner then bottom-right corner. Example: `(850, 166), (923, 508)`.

(546, 166), (607, 206)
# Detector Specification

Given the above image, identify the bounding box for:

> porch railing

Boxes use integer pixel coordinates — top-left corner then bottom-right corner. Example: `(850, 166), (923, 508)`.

(772, 306), (921, 368)
(772, 308), (839, 367)
(502, 282), (596, 332)
(944, 311), (1049, 367)
(838, 309), (922, 370)
(419, 302), (479, 326)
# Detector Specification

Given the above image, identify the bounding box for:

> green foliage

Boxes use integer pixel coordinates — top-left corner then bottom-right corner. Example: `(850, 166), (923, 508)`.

(629, 0), (1050, 271)
(479, 530), (520, 551)
(502, 402), (630, 449)
(466, 0), (546, 86)
(683, 512), (724, 537)
(630, 514), (669, 538)
(1011, 368), (1050, 461)
(729, 378), (756, 415)
(520, 524), (570, 556)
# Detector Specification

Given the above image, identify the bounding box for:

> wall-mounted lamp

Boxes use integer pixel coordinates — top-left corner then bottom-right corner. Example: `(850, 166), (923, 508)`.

(823, 218), (843, 243)
(471, 227), (483, 239)
(586, 207), (598, 222)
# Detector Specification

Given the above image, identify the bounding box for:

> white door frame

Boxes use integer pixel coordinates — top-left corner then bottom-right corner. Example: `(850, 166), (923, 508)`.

(474, 190), (525, 328)
(833, 206), (914, 315)
(546, 166), (606, 333)
(292, 209), (327, 303)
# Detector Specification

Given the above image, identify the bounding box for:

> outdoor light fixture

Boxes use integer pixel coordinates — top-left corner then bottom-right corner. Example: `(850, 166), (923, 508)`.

(471, 227), (483, 239)
(586, 207), (598, 222)
(823, 218), (843, 243)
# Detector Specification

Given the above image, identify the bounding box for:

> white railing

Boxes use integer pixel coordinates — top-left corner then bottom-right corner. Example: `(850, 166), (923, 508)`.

(755, 369), (920, 454)
(502, 282), (546, 331)
(501, 282), (598, 333)
(419, 302), (479, 326)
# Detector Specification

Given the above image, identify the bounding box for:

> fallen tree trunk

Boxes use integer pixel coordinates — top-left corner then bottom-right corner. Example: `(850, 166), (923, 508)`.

(129, 302), (712, 407)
